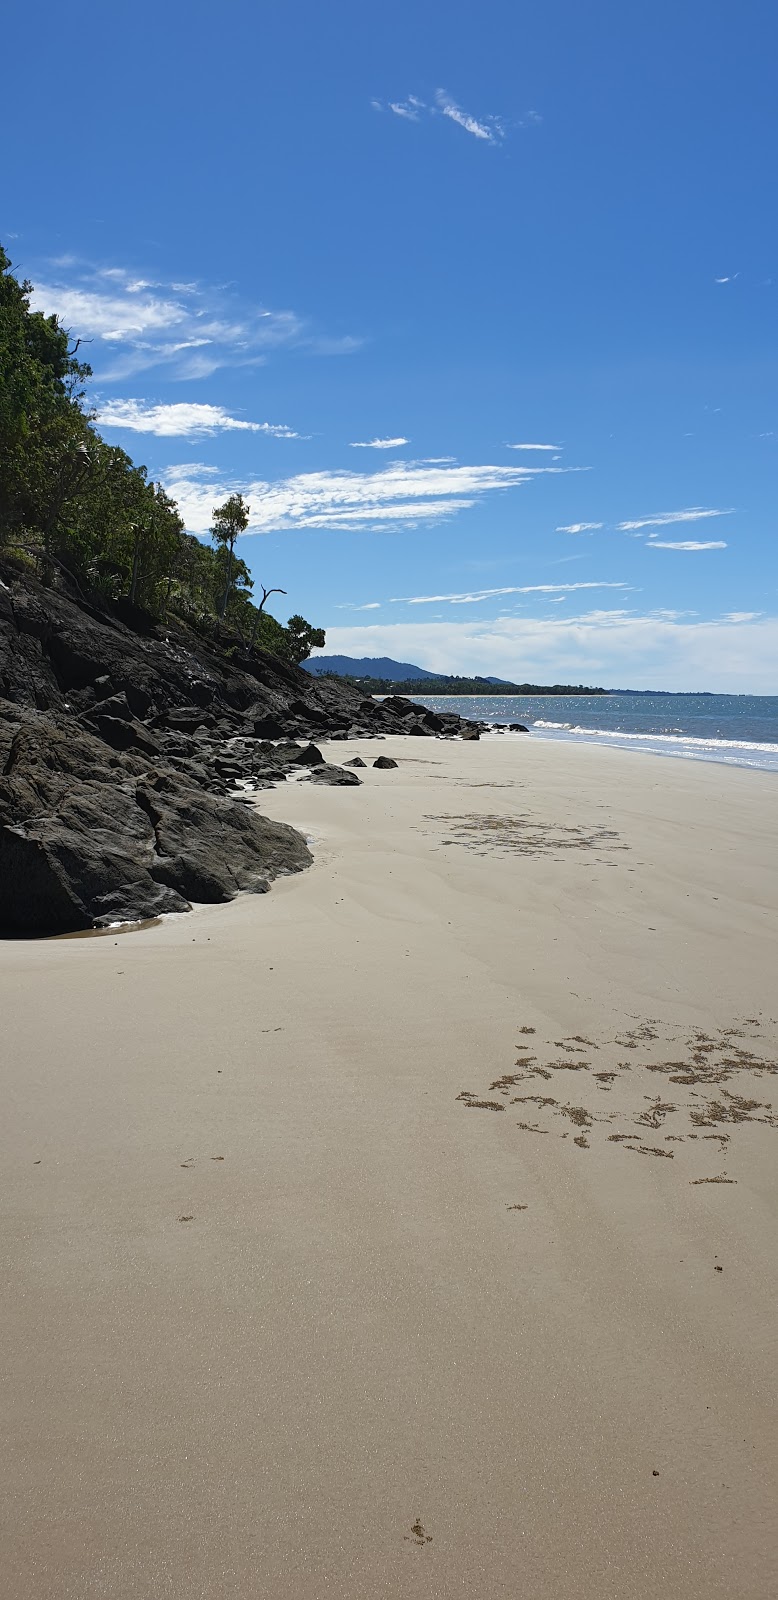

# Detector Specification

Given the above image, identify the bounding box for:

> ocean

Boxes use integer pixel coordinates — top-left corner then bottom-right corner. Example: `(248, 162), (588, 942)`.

(408, 693), (778, 772)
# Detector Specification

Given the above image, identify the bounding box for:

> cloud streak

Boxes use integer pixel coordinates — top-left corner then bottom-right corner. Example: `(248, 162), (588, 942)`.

(96, 400), (301, 438)
(434, 88), (502, 142)
(162, 459), (575, 536)
(391, 582), (630, 606)
(617, 507), (733, 532)
(647, 540), (727, 551)
(373, 88), (507, 144)
(29, 260), (360, 381)
(349, 437), (409, 449)
(557, 521), (603, 534)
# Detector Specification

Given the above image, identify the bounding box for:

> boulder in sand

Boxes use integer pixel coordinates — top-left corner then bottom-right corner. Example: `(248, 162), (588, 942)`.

(308, 764), (361, 786)
(0, 711), (311, 935)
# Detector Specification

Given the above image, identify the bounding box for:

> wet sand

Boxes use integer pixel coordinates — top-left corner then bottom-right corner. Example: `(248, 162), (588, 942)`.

(1, 734), (776, 1598)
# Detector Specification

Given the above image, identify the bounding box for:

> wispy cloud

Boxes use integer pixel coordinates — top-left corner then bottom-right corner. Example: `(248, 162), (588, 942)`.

(434, 88), (503, 142)
(96, 400), (301, 438)
(617, 507), (733, 532)
(557, 521), (603, 534)
(28, 260), (361, 381)
(349, 436), (409, 449)
(507, 442), (561, 451)
(162, 458), (575, 536)
(714, 273), (739, 283)
(318, 614), (778, 693)
(337, 601), (382, 611)
(391, 582), (630, 606)
(373, 88), (509, 144)
(388, 95), (425, 121)
(647, 540), (727, 551)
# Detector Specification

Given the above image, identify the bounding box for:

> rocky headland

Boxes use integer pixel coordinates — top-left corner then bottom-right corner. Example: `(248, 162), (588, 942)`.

(0, 562), (479, 934)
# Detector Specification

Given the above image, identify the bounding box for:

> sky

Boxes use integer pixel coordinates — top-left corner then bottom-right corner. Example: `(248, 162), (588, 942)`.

(3, 0), (776, 690)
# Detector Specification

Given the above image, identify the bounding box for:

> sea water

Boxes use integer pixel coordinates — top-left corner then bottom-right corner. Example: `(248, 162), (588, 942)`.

(408, 693), (778, 772)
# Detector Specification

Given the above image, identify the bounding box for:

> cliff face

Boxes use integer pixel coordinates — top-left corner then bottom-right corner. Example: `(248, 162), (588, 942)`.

(0, 563), (474, 933)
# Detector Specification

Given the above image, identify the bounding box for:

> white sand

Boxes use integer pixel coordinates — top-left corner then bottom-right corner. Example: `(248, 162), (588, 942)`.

(1, 734), (776, 1599)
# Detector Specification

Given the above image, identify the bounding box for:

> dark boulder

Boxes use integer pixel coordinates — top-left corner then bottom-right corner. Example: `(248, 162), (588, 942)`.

(509, 723), (529, 733)
(88, 713), (163, 757)
(380, 696), (417, 719)
(344, 756), (366, 767)
(0, 710), (312, 935)
(290, 742), (325, 766)
(373, 756), (398, 770)
(308, 764), (361, 786)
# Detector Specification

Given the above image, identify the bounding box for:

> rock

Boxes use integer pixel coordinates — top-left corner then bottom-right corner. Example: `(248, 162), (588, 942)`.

(308, 764), (361, 786)
(88, 713), (163, 757)
(509, 723), (529, 733)
(344, 756), (366, 767)
(290, 742), (325, 766)
(380, 695), (416, 719)
(161, 706), (215, 732)
(460, 726), (480, 740)
(253, 714), (287, 739)
(91, 880), (191, 927)
(0, 711), (312, 935)
(373, 756), (398, 769)
(92, 691), (134, 721)
(0, 561), (483, 931)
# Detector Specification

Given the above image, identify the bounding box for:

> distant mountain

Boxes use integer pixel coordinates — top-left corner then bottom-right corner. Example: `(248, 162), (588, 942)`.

(303, 655), (440, 680)
(303, 655), (509, 684)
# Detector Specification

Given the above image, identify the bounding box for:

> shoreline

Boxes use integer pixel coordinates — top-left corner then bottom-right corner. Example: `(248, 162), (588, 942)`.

(1, 734), (776, 1597)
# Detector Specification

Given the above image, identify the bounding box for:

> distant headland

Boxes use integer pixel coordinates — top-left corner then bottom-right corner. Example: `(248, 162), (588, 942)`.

(303, 656), (607, 696)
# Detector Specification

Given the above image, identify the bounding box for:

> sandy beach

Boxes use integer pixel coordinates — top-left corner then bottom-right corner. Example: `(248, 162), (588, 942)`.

(1, 733), (776, 1600)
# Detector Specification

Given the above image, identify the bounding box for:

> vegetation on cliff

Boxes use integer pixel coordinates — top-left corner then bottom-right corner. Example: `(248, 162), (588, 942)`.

(0, 246), (323, 663)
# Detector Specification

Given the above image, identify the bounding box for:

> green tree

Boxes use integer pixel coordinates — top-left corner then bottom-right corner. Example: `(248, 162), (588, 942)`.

(283, 614), (326, 664)
(210, 493), (250, 619)
(0, 245), (93, 556)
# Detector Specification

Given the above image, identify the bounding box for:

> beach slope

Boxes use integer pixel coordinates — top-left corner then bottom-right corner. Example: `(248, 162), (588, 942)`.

(1, 735), (775, 1599)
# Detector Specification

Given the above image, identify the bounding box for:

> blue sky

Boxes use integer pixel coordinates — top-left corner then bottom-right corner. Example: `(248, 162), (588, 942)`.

(4, 0), (776, 689)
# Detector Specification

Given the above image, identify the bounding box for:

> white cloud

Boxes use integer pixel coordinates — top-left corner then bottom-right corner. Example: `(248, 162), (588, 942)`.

(648, 540), (727, 551)
(714, 273), (739, 283)
(337, 602), (382, 611)
(392, 582), (630, 606)
(557, 521), (603, 534)
(434, 88), (502, 142)
(373, 90), (505, 144)
(349, 436), (409, 449)
(317, 614), (778, 693)
(161, 458), (574, 535)
(507, 442), (561, 451)
(28, 261), (360, 381)
(95, 399), (301, 438)
(617, 507), (733, 532)
(388, 96), (424, 121)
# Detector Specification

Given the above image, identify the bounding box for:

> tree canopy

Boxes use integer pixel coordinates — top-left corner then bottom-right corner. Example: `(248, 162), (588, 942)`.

(0, 246), (323, 662)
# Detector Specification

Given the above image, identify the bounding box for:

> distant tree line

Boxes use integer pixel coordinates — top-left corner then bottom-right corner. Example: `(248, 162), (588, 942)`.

(0, 247), (324, 664)
(319, 675), (607, 696)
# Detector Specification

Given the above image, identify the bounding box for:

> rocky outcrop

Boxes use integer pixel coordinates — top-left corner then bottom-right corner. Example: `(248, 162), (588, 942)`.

(0, 562), (482, 934)
(0, 710), (311, 934)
